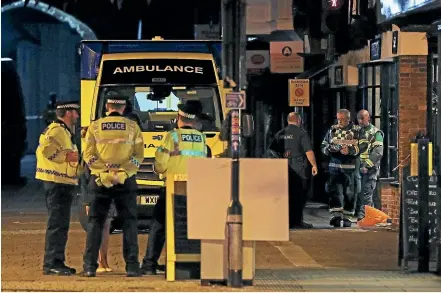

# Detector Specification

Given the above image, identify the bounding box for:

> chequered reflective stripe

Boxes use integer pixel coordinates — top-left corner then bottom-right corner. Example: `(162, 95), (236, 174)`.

(343, 210), (355, 216)
(105, 163), (121, 169)
(172, 150), (206, 157)
(48, 150), (61, 161)
(87, 156), (98, 167)
(171, 131), (179, 144)
(36, 168), (77, 180)
(129, 156), (140, 168)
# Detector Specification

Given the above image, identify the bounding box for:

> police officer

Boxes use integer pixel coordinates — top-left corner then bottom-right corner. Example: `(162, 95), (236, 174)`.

(269, 112), (318, 229)
(36, 101), (80, 275)
(80, 95), (144, 277)
(321, 109), (367, 228)
(355, 110), (384, 220)
(140, 100), (209, 275)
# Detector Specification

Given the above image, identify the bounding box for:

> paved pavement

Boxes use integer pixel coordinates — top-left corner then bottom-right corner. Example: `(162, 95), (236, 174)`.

(1, 157), (440, 291)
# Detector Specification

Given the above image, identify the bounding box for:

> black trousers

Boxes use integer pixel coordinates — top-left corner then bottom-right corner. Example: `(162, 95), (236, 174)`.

(142, 187), (166, 269)
(83, 176), (139, 272)
(43, 182), (74, 269)
(326, 170), (356, 219)
(288, 168), (309, 227)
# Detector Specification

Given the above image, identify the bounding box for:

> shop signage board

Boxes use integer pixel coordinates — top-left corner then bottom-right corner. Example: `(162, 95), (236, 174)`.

(392, 31), (399, 55)
(334, 65), (343, 85)
(270, 41), (303, 73)
(194, 24), (220, 40)
(288, 79), (310, 107)
(399, 166), (440, 270)
(370, 38), (381, 61)
(246, 50), (269, 74)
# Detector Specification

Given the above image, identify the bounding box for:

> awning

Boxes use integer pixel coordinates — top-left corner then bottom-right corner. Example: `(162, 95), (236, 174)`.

(295, 62), (333, 80)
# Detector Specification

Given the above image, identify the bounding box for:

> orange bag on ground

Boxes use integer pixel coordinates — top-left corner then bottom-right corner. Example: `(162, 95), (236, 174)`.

(357, 205), (391, 227)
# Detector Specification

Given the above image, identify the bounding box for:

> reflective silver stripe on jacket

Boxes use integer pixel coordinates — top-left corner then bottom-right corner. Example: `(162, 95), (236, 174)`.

(328, 162), (356, 169)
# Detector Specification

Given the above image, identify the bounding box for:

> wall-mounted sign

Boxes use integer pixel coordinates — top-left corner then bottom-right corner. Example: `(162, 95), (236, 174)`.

(392, 31), (399, 55)
(270, 41), (304, 73)
(370, 38), (381, 61)
(246, 50), (269, 74)
(334, 65), (343, 85)
(194, 24), (220, 40)
(226, 91), (246, 110)
(288, 79), (310, 107)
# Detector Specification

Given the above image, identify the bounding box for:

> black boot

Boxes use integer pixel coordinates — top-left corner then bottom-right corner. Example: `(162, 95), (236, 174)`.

(343, 219), (352, 227)
(330, 217), (342, 228)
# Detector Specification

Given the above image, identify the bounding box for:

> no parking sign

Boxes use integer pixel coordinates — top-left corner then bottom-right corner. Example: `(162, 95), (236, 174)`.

(288, 79), (310, 107)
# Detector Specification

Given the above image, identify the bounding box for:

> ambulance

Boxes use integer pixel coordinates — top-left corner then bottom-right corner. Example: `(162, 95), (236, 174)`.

(77, 38), (230, 231)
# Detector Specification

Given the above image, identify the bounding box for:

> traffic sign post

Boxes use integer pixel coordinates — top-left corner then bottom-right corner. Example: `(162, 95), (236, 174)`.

(226, 92), (246, 110)
(222, 0), (247, 287)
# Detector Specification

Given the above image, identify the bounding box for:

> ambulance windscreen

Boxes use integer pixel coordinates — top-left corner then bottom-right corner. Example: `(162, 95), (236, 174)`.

(96, 86), (221, 132)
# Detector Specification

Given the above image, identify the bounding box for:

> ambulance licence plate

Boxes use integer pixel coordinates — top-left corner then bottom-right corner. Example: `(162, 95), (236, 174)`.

(139, 195), (159, 205)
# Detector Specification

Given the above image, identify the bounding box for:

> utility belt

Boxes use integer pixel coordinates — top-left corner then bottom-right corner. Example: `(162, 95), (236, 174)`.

(285, 153), (307, 172)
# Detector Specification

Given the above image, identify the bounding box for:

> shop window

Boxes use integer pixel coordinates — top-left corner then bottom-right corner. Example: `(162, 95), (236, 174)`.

(358, 62), (399, 179)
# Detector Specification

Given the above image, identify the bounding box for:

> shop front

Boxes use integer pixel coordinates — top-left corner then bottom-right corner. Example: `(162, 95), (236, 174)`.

(328, 26), (428, 223)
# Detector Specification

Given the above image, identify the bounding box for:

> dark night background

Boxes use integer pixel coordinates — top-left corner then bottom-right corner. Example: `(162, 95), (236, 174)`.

(1, 0), (222, 39)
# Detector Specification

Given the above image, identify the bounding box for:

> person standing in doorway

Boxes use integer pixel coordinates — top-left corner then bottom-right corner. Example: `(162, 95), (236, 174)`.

(355, 110), (384, 220)
(269, 112), (318, 229)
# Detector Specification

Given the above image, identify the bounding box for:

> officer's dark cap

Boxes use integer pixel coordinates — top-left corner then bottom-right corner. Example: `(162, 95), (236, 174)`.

(106, 95), (128, 105)
(178, 100), (212, 121)
(55, 101), (80, 111)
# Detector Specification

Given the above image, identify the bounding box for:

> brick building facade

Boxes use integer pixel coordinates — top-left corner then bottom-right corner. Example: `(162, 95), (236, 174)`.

(327, 28), (429, 224)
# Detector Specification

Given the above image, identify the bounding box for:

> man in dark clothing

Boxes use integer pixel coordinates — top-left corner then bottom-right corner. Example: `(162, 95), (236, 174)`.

(269, 112), (318, 229)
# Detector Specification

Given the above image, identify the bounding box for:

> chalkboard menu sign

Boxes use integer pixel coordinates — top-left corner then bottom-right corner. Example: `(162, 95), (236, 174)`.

(173, 194), (201, 254)
(401, 166), (439, 263)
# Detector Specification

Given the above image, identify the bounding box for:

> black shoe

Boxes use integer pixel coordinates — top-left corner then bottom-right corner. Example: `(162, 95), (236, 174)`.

(157, 264), (166, 274)
(140, 266), (157, 275)
(330, 217), (342, 228)
(291, 222), (314, 229)
(343, 219), (352, 227)
(43, 267), (72, 276)
(127, 270), (142, 277)
(79, 271), (96, 277)
(60, 264), (76, 274)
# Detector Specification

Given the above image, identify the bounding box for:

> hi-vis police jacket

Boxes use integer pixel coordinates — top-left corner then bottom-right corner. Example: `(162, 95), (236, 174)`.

(155, 126), (207, 178)
(35, 120), (79, 185)
(83, 112), (144, 178)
